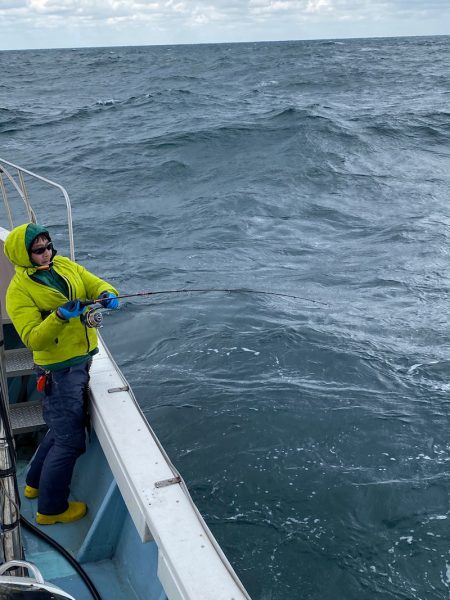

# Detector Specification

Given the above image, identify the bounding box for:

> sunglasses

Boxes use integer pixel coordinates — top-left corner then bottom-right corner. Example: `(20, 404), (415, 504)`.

(31, 242), (54, 255)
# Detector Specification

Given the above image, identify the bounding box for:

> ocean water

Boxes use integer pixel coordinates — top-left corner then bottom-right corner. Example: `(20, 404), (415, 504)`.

(2, 36), (450, 599)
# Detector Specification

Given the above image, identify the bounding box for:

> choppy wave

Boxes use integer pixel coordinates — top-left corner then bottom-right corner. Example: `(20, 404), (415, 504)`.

(0, 107), (33, 133)
(2, 35), (450, 600)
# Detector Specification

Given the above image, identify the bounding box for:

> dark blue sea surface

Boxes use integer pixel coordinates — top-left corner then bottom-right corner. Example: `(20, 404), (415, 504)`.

(2, 36), (450, 599)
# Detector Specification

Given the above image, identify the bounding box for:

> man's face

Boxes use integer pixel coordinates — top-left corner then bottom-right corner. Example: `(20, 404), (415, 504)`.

(30, 235), (53, 267)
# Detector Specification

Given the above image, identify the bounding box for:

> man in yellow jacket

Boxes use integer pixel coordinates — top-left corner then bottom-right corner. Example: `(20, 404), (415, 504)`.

(4, 222), (119, 524)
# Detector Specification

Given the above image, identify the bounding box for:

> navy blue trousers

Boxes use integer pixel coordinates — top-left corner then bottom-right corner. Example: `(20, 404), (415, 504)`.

(26, 361), (90, 515)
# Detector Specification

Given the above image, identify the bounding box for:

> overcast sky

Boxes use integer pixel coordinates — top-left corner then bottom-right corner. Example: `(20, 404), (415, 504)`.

(1, 0), (449, 51)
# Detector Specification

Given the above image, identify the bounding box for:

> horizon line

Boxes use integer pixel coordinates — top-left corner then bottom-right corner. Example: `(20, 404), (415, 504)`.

(1, 32), (449, 53)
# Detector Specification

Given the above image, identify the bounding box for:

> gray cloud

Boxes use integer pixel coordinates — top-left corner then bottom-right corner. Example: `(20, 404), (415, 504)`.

(1, 0), (449, 21)
(0, 0), (448, 49)
(0, 0), (27, 7)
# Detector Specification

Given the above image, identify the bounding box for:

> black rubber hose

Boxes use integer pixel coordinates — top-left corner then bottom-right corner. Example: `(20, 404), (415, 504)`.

(20, 514), (102, 600)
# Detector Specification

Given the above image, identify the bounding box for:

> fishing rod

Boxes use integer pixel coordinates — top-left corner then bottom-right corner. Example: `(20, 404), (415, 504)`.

(80, 287), (328, 328)
(84, 287), (329, 307)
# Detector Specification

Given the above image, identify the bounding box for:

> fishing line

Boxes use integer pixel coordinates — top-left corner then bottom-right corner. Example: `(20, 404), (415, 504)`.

(83, 288), (329, 307)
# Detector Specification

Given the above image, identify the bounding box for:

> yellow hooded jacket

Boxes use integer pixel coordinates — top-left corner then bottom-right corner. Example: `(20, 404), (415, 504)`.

(4, 223), (118, 367)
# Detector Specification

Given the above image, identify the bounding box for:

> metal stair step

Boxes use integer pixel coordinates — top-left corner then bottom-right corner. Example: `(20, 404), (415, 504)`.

(5, 348), (34, 378)
(9, 401), (46, 434)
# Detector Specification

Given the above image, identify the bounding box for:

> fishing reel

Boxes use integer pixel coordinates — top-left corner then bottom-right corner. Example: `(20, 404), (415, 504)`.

(81, 306), (103, 328)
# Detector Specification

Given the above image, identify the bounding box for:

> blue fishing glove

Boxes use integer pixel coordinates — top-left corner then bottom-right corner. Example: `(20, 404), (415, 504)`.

(99, 291), (119, 310)
(57, 300), (84, 320)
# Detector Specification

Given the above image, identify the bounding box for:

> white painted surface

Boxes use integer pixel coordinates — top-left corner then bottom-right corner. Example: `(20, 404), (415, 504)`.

(90, 338), (250, 600)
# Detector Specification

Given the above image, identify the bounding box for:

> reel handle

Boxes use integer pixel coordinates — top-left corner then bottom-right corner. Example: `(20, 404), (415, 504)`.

(81, 306), (103, 328)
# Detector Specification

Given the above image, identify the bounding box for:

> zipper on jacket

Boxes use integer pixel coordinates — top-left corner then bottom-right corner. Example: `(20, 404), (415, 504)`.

(60, 273), (73, 300)
(84, 322), (91, 354)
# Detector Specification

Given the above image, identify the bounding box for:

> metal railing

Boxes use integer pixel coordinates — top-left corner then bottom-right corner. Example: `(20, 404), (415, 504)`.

(0, 158), (75, 261)
(0, 157), (76, 568)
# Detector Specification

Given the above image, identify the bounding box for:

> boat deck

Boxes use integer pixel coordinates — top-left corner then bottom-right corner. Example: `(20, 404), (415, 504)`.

(17, 438), (166, 600)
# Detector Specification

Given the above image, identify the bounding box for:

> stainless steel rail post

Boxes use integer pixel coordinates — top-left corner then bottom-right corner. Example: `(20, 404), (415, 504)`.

(0, 158), (75, 261)
(0, 174), (14, 231)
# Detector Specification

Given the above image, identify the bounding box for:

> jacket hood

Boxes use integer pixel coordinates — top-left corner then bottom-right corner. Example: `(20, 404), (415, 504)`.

(4, 223), (50, 269)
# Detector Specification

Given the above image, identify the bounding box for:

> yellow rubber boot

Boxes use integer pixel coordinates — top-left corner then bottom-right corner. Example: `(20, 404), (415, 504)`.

(36, 501), (87, 525)
(24, 485), (39, 499)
